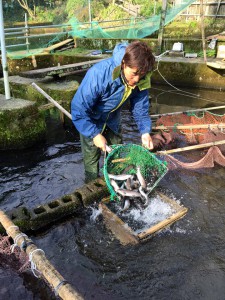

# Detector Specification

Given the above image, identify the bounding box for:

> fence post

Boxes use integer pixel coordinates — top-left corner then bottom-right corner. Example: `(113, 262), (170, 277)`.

(0, 0), (11, 100)
(25, 13), (30, 53)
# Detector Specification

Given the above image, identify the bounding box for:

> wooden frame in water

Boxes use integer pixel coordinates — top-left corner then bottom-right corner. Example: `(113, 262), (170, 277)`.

(99, 192), (188, 245)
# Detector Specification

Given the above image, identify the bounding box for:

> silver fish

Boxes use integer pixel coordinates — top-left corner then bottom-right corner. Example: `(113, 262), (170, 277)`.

(110, 179), (120, 192)
(108, 173), (133, 181)
(139, 186), (150, 206)
(121, 199), (130, 212)
(125, 177), (132, 190)
(117, 188), (141, 198)
(136, 166), (147, 189)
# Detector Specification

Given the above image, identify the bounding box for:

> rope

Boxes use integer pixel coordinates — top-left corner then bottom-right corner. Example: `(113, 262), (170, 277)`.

(6, 225), (19, 235)
(152, 57), (224, 105)
(10, 233), (28, 253)
(54, 280), (68, 296)
(29, 248), (45, 278)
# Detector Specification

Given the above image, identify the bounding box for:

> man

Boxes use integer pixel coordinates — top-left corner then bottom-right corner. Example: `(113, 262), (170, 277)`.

(71, 40), (155, 183)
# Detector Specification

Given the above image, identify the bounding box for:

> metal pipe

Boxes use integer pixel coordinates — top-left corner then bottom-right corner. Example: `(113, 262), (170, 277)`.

(0, 0), (11, 100)
(5, 31), (25, 36)
(4, 27), (25, 32)
(2, 43), (30, 49)
(6, 32), (68, 40)
(24, 13), (29, 53)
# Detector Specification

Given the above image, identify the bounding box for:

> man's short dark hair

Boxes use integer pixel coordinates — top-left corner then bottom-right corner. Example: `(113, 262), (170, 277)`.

(123, 41), (155, 75)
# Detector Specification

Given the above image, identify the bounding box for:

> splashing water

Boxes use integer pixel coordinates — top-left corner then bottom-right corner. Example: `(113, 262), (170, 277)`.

(131, 195), (175, 224)
(89, 206), (103, 222)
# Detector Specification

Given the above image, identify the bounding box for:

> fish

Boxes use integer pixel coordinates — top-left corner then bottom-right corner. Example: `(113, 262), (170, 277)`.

(136, 166), (147, 189)
(117, 188), (141, 198)
(125, 177), (132, 190)
(108, 173), (133, 181)
(110, 179), (120, 192)
(121, 198), (131, 212)
(139, 186), (150, 206)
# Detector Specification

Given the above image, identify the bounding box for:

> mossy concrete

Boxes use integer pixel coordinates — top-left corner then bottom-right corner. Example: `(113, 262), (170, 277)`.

(151, 56), (225, 90)
(74, 37), (225, 55)
(0, 178), (109, 233)
(0, 96), (46, 150)
(0, 76), (79, 111)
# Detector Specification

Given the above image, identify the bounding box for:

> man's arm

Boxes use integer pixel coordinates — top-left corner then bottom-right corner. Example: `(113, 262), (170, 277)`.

(71, 66), (102, 139)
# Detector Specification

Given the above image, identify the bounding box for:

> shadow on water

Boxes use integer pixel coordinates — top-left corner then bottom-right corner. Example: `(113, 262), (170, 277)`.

(1, 85), (225, 299)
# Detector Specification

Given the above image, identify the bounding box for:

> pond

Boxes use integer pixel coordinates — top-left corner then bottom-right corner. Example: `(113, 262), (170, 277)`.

(1, 84), (225, 300)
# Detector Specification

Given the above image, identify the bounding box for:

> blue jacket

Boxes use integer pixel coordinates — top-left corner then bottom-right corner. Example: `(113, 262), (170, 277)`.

(71, 42), (152, 139)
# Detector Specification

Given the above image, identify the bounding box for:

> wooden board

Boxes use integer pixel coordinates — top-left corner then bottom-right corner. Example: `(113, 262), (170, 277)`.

(20, 58), (104, 78)
(44, 38), (74, 53)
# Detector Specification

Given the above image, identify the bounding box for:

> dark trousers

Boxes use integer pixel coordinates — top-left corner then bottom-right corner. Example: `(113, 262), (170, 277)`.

(80, 126), (122, 183)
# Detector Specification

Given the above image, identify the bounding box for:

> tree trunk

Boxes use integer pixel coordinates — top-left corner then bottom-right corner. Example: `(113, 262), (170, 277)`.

(17, 0), (36, 19)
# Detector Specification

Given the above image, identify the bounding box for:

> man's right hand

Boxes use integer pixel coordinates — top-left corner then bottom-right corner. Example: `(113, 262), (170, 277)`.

(93, 134), (107, 151)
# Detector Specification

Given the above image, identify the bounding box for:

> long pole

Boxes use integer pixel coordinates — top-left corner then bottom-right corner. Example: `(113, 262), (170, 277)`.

(157, 0), (167, 55)
(88, 0), (92, 29)
(0, 0), (11, 99)
(150, 105), (225, 118)
(24, 13), (30, 53)
(200, 0), (207, 63)
(157, 139), (225, 155)
(32, 83), (72, 120)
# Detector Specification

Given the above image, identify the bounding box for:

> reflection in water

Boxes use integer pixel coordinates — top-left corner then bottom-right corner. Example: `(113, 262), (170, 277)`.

(1, 85), (225, 299)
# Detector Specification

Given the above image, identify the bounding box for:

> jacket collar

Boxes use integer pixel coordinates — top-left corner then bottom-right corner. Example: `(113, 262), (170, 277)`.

(112, 65), (152, 90)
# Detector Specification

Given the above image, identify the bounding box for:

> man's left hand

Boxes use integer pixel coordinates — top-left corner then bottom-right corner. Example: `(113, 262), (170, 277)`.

(141, 133), (154, 150)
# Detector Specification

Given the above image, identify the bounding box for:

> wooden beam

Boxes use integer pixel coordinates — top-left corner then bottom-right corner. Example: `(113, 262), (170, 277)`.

(44, 38), (74, 53)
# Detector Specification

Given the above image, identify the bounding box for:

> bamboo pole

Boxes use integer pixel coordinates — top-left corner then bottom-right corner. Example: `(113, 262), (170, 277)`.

(152, 123), (225, 130)
(0, 210), (83, 300)
(157, 139), (225, 155)
(137, 207), (188, 239)
(32, 83), (72, 120)
(150, 105), (225, 119)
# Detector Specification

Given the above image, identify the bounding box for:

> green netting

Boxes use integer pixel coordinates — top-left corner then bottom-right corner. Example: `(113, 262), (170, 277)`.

(6, 0), (196, 59)
(103, 144), (168, 201)
(68, 0), (196, 39)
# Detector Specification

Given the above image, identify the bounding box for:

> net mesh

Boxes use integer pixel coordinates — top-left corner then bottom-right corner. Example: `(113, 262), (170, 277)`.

(6, 0), (196, 59)
(103, 144), (168, 201)
(155, 110), (225, 170)
(156, 111), (225, 144)
(0, 235), (30, 273)
(164, 146), (225, 170)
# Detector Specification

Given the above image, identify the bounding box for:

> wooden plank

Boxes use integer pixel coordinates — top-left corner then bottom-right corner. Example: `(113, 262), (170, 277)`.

(44, 38), (74, 53)
(99, 202), (139, 245)
(20, 58), (104, 78)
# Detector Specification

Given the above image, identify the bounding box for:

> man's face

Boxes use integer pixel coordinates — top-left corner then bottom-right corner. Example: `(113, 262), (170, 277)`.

(123, 63), (145, 87)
